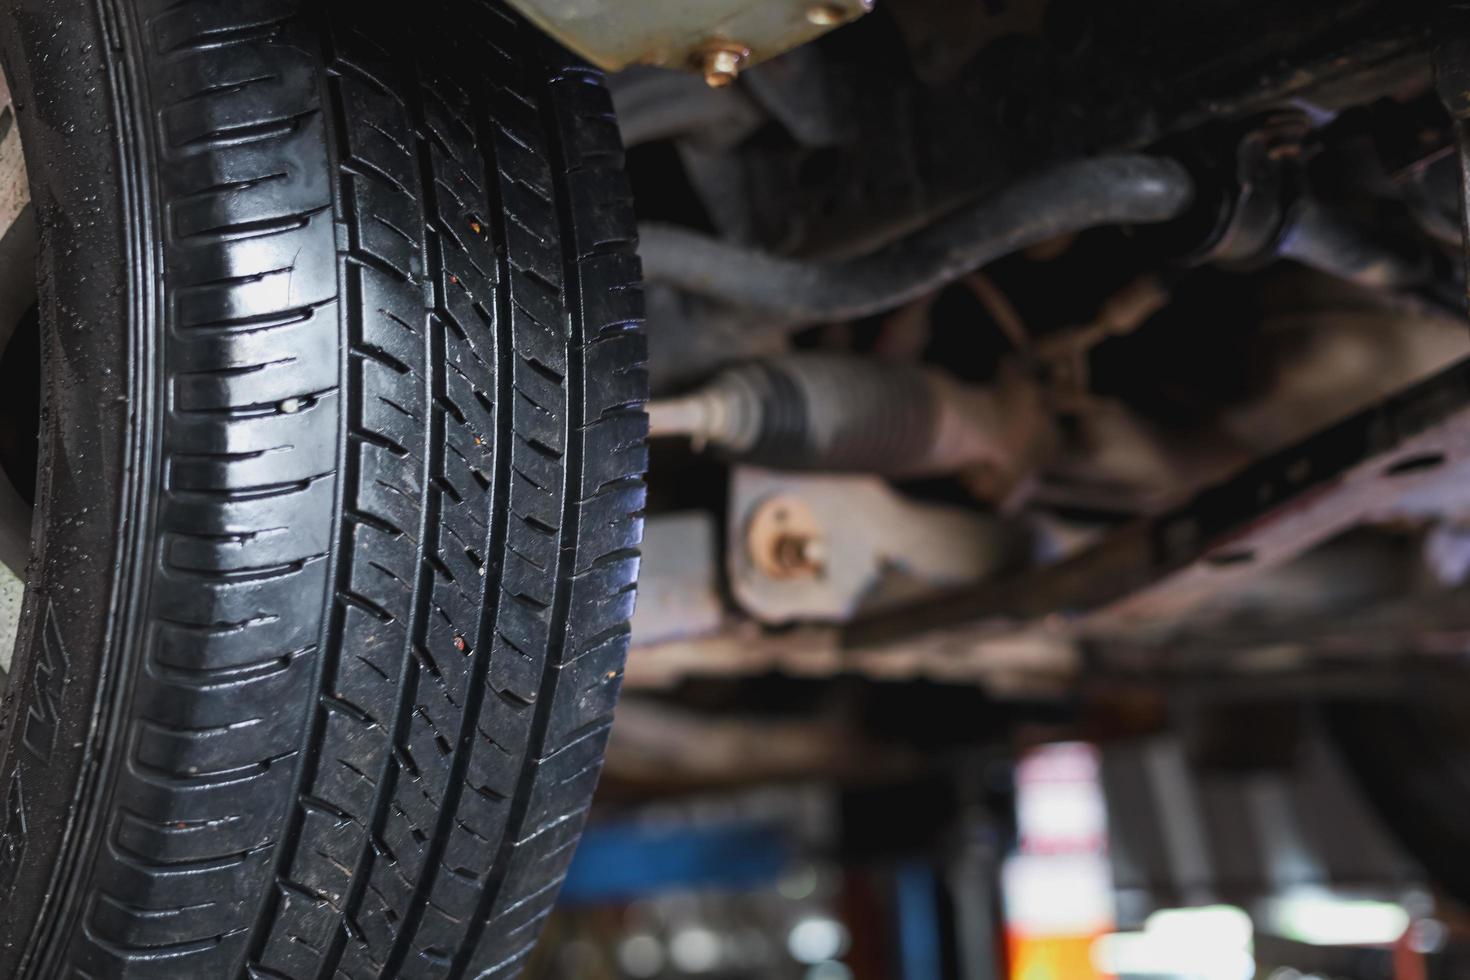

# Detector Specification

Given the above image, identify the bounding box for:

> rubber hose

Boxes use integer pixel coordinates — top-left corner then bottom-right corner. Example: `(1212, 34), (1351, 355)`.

(639, 155), (1195, 329)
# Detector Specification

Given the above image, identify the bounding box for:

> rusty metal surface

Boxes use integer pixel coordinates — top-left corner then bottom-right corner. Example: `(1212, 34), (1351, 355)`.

(503, 0), (871, 75)
(847, 352), (1470, 647)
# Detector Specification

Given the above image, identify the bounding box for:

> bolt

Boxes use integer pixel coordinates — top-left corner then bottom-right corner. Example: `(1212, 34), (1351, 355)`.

(768, 531), (826, 578)
(796, 534), (828, 569)
(699, 42), (749, 88)
(805, 2), (847, 25)
(748, 494), (826, 580)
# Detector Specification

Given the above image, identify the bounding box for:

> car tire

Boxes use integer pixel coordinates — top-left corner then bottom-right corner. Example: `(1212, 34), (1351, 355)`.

(0, 0), (646, 976)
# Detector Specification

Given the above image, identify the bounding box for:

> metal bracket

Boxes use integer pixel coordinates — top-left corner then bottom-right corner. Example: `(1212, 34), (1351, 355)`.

(505, 0), (872, 83)
(848, 353), (1470, 648)
(727, 467), (1010, 624)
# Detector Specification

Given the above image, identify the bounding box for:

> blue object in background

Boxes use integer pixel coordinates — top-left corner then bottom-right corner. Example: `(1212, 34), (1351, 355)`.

(895, 862), (944, 980)
(561, 821), (793, 903)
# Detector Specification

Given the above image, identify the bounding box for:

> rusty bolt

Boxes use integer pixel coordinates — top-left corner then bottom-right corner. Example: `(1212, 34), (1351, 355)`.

(775, 532), (827, 572)
(699, 42), (749, 88)
(748, 495), (826, 579)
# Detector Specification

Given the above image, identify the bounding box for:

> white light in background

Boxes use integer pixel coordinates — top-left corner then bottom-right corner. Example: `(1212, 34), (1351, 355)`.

(1092, 905), (1256, 980)
(1002, 853), (1115, 936)
(669, 926), (722, 973)
(787, 916), (850, 964)
(805, 962), (854, 980)
(1005, 743), (1116, 980)
(617, 934), (665, 978)
(1259, 891), (1410, 947)
(778, 862), (821, 901)
(1014, 742), (1109, 856)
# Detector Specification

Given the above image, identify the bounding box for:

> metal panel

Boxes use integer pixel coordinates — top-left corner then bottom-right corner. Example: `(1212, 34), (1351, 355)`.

(505, 0), (871, 78)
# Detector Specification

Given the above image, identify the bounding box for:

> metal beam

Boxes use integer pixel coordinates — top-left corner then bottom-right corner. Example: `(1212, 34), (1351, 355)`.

(848, 352), (1470, 647)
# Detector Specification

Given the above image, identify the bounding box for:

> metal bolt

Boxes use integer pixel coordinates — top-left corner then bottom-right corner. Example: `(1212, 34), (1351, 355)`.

(699, 43), (749, 88)
(769, 531), (826, 577)
(795, 534), (828, 568)
(805, 2), (847, 25)
(748, 495), (826, 579)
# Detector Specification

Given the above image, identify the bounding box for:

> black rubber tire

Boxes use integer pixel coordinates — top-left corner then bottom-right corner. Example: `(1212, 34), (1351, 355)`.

(0, 1), (646, 977)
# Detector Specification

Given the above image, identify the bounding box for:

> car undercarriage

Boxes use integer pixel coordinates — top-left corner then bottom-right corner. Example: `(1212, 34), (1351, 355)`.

(610, 0), (1470, 694)
(2, 1), (1470, 976)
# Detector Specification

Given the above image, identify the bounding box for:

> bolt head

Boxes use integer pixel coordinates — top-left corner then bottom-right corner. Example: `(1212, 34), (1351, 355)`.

(699, 43), (749, 88)
(747, 495), (826, 580)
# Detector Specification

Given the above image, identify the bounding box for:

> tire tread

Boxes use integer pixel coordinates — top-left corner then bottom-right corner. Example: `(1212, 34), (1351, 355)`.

(28, 1), (643, 977)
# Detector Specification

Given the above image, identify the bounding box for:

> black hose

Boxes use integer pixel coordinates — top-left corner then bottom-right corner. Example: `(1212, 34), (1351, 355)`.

(1276, 197), (1432, 292)
(639, 155), (1195, 328)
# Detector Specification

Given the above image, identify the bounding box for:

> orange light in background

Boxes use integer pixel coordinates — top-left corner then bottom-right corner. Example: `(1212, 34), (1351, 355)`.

(1008, 933), (1112, 980)
(1003, 744), (1115, 980)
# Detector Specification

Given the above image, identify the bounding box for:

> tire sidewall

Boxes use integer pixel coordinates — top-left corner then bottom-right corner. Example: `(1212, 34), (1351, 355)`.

(0, 0), (141, 970)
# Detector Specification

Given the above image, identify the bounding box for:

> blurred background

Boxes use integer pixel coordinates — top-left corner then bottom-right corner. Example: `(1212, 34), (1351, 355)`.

(520, 1), (1470, 976)
(522, 683), (1467, 980)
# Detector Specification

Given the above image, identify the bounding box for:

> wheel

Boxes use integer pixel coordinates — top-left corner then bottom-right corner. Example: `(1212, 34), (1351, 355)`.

(0, 0), (647, 976)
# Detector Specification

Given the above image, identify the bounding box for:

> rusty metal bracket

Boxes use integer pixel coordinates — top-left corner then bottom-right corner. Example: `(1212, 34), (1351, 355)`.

(847, 353), (1470, 648)
(504, 0), (872, 82)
